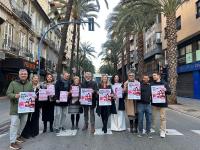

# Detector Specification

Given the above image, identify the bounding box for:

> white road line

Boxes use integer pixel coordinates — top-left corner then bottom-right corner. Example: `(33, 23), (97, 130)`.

(166, 129), (184, 135)
(56, 130), (77, 136)
(0, 132), (8, 138)
(94, 128), (112, 135)
(191, 130), (200, 135)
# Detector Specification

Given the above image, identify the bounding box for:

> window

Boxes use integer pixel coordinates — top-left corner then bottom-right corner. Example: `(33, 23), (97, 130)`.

(185, 44), (193, 64)
(185, 44), (192, 53)
(196, 0), (200, 18)
(198, 40), (200, 49)
(180, 48), (185, 56)
(19, 32), (26, 48)
(4, 22), (13, 47)
(176, 16), (181, 30)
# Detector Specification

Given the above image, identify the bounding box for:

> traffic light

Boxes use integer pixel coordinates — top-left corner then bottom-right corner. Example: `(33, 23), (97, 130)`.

(88, 18), (94, 31)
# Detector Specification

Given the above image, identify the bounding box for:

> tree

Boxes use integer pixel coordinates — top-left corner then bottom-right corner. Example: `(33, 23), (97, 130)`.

(80, 58), (95, 74)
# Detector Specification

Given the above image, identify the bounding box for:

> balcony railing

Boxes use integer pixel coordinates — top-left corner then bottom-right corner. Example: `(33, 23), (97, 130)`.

(20, 11), (32, 27)
(144, 45), (162, 60)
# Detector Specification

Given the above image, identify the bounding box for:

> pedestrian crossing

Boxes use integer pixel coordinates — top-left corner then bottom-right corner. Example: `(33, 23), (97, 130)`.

(1, 129), (200, 138)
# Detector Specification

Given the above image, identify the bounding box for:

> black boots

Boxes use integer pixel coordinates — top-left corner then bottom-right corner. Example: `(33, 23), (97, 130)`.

(43, 121), (47, 133)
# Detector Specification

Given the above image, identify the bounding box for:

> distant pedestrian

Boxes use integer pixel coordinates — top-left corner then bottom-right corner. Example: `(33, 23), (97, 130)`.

(151, 72), (171, 138)
(7, 69), (33, 150)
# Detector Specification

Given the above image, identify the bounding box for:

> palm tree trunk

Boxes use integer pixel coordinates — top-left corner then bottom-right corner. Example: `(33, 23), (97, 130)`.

(121, 47), (125, 82)
(76, 25), (80, 76)
(126, 33), (130, 70)
(69, 23), (77, 77)
(56, 0), (73, 80)
(137, 31), (144, 79)
(166, 14), (178, 104)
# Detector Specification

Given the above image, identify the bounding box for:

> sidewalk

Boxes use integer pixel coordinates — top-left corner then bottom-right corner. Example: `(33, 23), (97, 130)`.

(0, 96), (7, 100)
(169, 97), (200, 119)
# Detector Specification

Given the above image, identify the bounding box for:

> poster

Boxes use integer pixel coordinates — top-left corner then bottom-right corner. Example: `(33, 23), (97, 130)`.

(80, 88), (93, 105)
(112, 83), (123, 98)
(39, 89), (48, 101)
(59, 91), (68, 102)
(127, 81), (141, 100)
(71, 86), (79, 97)
(99, 89), (112, 106)
(18, 92), (35, 113)
(151, 85), (166, 103)
(46, 84), (55, 96)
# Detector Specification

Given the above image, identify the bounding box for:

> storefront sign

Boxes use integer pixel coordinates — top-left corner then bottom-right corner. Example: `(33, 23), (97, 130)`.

(177, 61), (200, 73)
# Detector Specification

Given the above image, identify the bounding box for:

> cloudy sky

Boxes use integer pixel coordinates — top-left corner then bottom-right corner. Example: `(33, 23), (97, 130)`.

(80, 0), (120, 72)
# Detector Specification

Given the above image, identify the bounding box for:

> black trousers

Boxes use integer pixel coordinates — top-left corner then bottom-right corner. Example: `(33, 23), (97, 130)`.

(100, 106), (110, 130)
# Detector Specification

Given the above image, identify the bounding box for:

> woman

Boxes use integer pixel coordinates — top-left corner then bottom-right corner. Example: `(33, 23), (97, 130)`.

(68, 76), (82, 130)
(96, 74), (116, 133)
(110, 75), (126, 131)
(124, 71), (138, 133)
(21, 74), (41, 138)
(40, 73), (55, 133)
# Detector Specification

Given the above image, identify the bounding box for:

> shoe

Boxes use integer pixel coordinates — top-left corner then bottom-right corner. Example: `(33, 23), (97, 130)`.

(55, 129), (60, 133)
(103, 127), (107, 133)
(137, 133), (142, 138)
(75, 125), (79, 130)
(82, 124), (88, 131)
(61, 127), (66, 131)
(147, 133), (153, 139)
(133, 128), (138, 134)
(71, 125), (75, 130)
(91, 125), (95, 134)
(130, 127), (134, 133)
(10, 143), (21, 150)
(50, 128), (54, 132)
(16, 137), (25, 143)
(150, 128), (155, 133)
(160, 131), (166, 138)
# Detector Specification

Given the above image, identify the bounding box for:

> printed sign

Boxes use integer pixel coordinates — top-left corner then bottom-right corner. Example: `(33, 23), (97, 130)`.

(99, 89), (112, 106)
(46, 84), (55, 96)
(128, 81), (141, 100)
(39, 89), (48, 101)
(80, 88), (93, 105)
(72, 86), (79, 97)
(112, 83), (123, 98)
(18, 92), (35, 113)
(59, 91), (68, 102)
(151, 85), (166, 103)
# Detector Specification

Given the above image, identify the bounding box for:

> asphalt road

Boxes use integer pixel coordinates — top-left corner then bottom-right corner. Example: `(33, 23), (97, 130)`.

(0, 99), (200, 150)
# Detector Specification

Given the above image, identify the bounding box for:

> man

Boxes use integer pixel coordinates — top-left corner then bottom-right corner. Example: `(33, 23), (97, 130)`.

(124, 71), (138, 133)
(7, 69), (33, 150)
(81, 72), (98, 134)
(151, 72), (171, 138)
(137, 75), (152, 138)
(54, 72), (71, 133)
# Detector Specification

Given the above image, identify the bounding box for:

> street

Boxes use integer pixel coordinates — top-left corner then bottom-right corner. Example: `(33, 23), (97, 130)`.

(0, 99), (200, 150)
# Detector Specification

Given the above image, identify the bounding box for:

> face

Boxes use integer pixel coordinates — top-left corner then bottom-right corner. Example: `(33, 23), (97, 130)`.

(128, 73), (135, 81)
(74, 78), (79, 85)
(152, 73), (160, 81)
(32, 76), (39, 85)
(142, 76), (149, 83)
(63, 72), (69, 80)
(102, 75), (108, 84)
(46, 75), (53, 83)
(85, 72), (92, 81)
(19, 70), (28, 81)
(114, 75), (119, 83)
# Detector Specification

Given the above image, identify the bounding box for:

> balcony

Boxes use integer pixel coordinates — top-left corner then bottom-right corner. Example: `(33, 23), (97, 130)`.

(20, 11), (32, 27)
(144, 45), (162, 60)
(2, 39), (20, 55)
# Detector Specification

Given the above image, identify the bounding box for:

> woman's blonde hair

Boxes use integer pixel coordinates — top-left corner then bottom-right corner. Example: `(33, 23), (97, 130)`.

(73, 76), (80, 84)
(101, 74), (109, 86)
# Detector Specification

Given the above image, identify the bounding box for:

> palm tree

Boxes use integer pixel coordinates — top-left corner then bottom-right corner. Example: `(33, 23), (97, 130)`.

(134, 0), (188, 103)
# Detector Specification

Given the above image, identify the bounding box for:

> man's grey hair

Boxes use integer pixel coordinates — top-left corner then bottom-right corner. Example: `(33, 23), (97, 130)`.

(19, 69), (28, 74)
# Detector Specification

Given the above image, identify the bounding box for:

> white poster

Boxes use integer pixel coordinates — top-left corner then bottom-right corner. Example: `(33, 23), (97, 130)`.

(18, 92), (35, 113)
(151, 85), (166, 103)
(59, 91), (68, 102)
(112, 83), (123, 98)
(46, 84), (55, 96)
(80, 88), (93, 105)
(71, 86), (79, 97)
(99, 89), (112, 106)
(39, 89), (48, 101)
(127, 81), (141, 100)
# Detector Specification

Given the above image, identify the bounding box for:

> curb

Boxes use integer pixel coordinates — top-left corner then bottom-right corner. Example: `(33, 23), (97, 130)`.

(168, 105), (200, 119)
(0, 96), (8, 100)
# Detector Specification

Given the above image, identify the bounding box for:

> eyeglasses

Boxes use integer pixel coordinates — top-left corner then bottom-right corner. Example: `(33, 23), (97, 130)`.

(129, 74), (134, 76)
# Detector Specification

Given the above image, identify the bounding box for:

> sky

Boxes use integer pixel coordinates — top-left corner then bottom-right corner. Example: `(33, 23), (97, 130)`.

(80, 0), (120, 72)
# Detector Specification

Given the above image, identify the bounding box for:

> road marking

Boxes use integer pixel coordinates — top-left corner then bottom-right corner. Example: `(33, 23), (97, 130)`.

(191, 130), (200, 135)
(166, 129), (184, 135)
(0, 132), (8, 138)
(56, 130), (77, 136)
(94, 129), (112, 135)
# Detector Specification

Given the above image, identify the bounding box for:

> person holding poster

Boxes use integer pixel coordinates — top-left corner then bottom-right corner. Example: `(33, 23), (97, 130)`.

(151, 72), (171, 138)
(81, 72), (98, 134)
(54, 72), (71, 133)
(124, 71), (139, 133)
(137, 75), (152, 138)
(96, 74), (116, 133)
(68, 76), (82, 130)
(21, 75), (41, 139)
(40, 73), (55, 133)
(110, 74), (126, 131)
(6, 69), (33, 150)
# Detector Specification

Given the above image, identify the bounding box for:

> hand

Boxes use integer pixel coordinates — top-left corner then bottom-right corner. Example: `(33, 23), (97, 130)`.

(163, 88), (167, 92)
(56, 100), (60, 103)
(15, 94), (20, 99)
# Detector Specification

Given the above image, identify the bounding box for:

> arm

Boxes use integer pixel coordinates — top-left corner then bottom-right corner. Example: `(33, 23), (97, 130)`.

(164, 83), (171, 95)
(6, 81), (18, 100)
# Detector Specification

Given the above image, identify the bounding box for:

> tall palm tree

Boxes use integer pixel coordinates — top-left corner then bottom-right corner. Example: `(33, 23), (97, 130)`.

(135, 0), (188, 104)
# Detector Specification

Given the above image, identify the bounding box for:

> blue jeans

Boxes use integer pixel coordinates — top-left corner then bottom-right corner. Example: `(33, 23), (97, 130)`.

(137, 103), (152, 134)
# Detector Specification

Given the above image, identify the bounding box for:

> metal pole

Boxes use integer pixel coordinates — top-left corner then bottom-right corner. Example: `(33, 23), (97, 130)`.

(37, 20), (88, 75)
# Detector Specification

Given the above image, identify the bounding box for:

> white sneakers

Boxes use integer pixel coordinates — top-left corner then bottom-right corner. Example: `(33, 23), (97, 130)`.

(160, 131), (166, 138)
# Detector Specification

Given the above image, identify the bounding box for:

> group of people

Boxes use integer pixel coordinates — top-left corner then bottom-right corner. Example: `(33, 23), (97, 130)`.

(6, 69), (171, 150)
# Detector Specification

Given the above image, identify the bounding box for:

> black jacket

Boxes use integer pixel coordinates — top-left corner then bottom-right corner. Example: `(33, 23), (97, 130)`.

(138, 82), (151, 104)
(55, 79), (71, 106)
(151, 80), (171, 108)
(81, 80), (98, 108)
